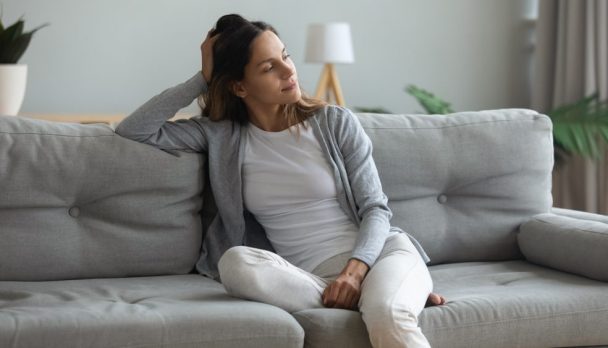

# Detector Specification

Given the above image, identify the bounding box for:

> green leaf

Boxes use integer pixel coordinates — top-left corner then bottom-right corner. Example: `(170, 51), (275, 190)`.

(25, 22), (50, 36)
(0, 32), (33, 63)
(553, 123), (574, 152)
(354, 106), (392, 114)
(405, 85), (454, 114)
(0, 4), (4, 33)
(548, 93), (608, 159)
(0, 20), (25, 62)
(0, 18), (48, 64)
(600, 126), (608, 143)
(3, 19), (24, 40)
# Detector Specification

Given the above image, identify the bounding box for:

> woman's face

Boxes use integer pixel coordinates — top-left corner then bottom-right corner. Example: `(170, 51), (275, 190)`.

(234, 30), (301, 107)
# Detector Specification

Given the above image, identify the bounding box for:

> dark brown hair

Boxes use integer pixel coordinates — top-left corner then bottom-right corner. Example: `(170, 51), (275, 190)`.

(199, 14), (325, 126)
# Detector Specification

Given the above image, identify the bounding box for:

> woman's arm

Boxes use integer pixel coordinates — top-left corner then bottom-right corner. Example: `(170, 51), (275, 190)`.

(336, 107), (393, 268)
(114, 72), (209, 152)
(115, 33), (219, 152)
(321, 107), (392, 310)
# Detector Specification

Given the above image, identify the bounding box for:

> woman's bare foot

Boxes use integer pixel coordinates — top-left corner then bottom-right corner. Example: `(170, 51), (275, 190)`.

(425, 292), (446, 307)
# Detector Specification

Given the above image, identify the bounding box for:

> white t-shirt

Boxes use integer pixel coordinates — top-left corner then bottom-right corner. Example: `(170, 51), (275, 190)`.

(242, 120), (358, 272)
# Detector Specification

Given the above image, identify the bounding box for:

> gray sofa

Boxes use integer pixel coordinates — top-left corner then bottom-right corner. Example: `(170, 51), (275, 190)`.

(1, 108), (607, 348)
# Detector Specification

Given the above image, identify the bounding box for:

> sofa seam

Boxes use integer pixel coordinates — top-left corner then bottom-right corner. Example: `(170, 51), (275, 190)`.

(294, 307), (608, 333)
(551, 209), (608, 223)
(362, 118), (543, 131)
(423, 307), (608, 332)
(529, 218), (608, 235)
(294, 312), (357, 330)
(0, 131), (114, 138)
(110, 334), (304, 348)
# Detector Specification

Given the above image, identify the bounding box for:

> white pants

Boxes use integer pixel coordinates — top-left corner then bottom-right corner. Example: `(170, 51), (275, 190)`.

(218, 233), (433, 348)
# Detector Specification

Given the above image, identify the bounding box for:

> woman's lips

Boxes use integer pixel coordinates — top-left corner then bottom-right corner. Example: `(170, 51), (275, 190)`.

(282, 82), (297, 92)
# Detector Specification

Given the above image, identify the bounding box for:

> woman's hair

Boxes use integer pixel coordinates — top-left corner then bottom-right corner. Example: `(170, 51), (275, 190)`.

(199, 14), (326, 126)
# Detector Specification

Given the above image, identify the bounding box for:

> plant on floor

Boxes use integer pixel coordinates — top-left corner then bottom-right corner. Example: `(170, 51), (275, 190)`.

(549, 93), (608, 161)
(409, 88), (608, 164)
(357, 85), (608, 165)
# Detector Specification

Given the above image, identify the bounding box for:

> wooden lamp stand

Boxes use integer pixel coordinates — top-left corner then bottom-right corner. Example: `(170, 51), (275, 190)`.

(314, 63), (346, 106)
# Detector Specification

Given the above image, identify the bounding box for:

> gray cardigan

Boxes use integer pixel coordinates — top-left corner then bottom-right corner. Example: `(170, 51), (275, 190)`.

(115, 72), (429, 279)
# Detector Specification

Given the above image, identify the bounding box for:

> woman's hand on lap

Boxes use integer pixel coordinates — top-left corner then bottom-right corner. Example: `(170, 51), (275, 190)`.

(322, 258), (369, 310)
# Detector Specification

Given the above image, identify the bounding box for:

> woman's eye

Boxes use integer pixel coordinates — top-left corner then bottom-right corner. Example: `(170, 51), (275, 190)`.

(265, 65), (273, 72)
(283, 54), (291, 60)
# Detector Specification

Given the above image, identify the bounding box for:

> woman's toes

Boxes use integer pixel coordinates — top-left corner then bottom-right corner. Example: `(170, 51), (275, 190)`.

(425, 293), (445, 307)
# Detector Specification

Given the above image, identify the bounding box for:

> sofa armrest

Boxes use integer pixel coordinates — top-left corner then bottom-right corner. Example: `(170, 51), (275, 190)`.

(551, 207), (608, 224)
(518, 213), (608, 282)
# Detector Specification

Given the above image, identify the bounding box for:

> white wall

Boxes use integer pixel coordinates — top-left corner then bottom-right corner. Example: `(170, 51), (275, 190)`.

(4, 0), (533, 115)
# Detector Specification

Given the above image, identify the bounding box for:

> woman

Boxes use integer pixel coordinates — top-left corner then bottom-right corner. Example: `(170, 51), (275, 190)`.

(116, 14), (445, 348)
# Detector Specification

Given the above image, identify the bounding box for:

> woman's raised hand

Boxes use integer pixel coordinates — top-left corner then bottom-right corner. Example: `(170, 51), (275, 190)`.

(201, 30), (218, 84)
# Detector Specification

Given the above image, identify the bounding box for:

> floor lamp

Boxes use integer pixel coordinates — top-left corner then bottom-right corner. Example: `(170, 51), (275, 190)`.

(305, 23), (354, 106)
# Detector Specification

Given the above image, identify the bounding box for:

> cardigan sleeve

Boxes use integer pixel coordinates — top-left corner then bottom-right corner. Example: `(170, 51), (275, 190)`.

(115, 72), (209, 153)
(333, 107), (393, 267)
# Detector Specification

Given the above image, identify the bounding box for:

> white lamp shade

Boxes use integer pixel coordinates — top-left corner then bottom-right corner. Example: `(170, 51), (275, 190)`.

(305, 23), (354, 64)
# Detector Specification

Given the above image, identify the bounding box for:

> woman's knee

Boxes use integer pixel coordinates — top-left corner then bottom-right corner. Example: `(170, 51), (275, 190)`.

(362, 297), (418, 321)
(218, 246), (247, 273)
(218, 246), (275, 297)
(361, 299), (421, 341)
(218, 247), (256, 289)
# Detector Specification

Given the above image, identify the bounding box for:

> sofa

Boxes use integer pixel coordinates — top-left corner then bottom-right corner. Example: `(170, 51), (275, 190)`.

(1, 108), (607, 348)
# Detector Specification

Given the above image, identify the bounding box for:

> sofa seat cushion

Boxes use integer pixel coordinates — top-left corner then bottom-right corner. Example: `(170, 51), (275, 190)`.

(292, 261), (608, 348)
(0, 275), (303, 348)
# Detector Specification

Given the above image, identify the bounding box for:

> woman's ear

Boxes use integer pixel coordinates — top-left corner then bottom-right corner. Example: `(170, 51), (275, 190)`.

(231, 81), (248, 98)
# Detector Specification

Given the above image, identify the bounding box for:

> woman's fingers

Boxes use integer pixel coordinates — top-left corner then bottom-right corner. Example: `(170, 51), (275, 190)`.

(323, 280), (360, 310)
(335, 287), (350, 308)
(322, 285), (331, 306)
(344, 292), (360, 309)
(322, 282), (339, 307)
(326, 283), (341, 307)
(343, 284), (360, 310)
(201, 29), (218, 83)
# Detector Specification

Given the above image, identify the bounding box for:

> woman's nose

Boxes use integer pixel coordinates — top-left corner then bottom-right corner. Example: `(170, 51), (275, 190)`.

(280, 63), (295, 79)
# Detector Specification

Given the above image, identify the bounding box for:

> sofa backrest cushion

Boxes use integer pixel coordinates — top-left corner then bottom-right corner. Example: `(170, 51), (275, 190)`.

(357, 109), (553, 264)
(0, 116), (204, 281)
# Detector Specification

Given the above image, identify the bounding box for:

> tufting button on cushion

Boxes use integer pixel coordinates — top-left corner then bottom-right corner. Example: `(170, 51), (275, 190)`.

(437, 194), (448, 204)
(68, 206), (80, 218)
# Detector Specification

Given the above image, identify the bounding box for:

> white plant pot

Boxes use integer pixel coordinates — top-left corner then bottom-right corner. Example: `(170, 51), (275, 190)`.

(0, 64), (28, 116)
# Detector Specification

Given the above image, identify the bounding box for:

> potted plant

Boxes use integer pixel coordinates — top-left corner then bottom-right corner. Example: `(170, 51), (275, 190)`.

(0, 15), (47, 116)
